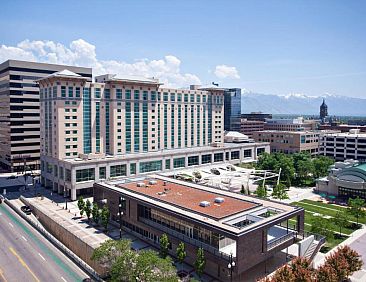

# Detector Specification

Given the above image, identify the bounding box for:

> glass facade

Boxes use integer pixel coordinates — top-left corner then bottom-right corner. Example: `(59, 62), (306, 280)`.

(208, 95), (212, 143)
(188, 156), (199, 166)
(134, 102), (140, 152)
(110, 164), (127, 178)
(130, 163), (136, 175)
(143, 103), (148, 152)
(126, 102), (131, 153)
(164, 104), (168, 148)
(174, 157), (185, 168)
(99, 167), (106, 179)
(191, 105), (194, 146)
(171, 106), (175, 147)
(184, 105), (188, 147)
(83, 87), (92, 154)
(105, 102), (110, 153)
(201, 154), (212, 164)
(95, 102), (101, 152)
(76, 168), (95, 182)
(139, 160), (162, 173)
(214, 153), (224, 162)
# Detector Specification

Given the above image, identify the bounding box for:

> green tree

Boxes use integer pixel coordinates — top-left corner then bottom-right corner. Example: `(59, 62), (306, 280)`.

(91, 239), (133, 275)
(271, 264), (295, 282)
(348, 197), (366, 225)
(255, 184), (267, 198)
(313, 156), (334, 178)
(101, 205), (110, 231)
(297, 159), (314, 184)
(92, 203), (100, 224)
(275, 153), (295, 187)
(84, 199), (92, 220)
(194, 248), (206, 278)
(333, 211), (349, 237)
(133, 250), (178, 282)
(77, 196), (85, 216)
(176, 242), (186, 272)
(310, 216), (333, 240)
(159, 233), (170, 259)
(272, 183), (289, 200)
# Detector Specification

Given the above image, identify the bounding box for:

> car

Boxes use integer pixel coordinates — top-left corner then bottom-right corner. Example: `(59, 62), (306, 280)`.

(21, 205), (32, 215)
(6, 175), (17, 180)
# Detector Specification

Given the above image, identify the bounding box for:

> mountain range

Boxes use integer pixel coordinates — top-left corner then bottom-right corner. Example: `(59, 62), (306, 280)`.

(241, 92), (366, 116)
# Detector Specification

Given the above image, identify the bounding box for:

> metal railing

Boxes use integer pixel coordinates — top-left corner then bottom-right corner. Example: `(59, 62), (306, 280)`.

(5, 198), (103, 281)
(139, 218), (234, 260)
(267, 232), (296, 250)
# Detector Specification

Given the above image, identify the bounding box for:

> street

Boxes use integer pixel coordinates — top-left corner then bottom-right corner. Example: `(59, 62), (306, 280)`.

(0, 203), (90, 282)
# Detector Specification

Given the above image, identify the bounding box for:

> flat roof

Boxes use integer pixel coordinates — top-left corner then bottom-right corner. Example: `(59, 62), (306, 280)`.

(119, 179), (259, 220)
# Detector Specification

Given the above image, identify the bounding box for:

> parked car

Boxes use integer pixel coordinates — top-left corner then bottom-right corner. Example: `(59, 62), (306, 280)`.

(21, 206), (32, 215)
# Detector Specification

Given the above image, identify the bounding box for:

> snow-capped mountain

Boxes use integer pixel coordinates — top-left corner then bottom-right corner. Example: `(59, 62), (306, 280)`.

(241, 92), (366, 116)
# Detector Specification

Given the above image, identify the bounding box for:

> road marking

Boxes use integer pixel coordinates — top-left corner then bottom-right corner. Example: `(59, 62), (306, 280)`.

(8, 222), (13, 228)
(9, 247), (40, 282)
(0, 267), (8, 282)
(61, 277), (67, 282)
(21, 236), (27, 242)
(38, 253), (46, 261)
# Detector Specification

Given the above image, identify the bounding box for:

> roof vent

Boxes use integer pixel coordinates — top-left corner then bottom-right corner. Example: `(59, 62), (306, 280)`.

(137, 182), (146, 187)
(199, 201), (211, 207)
(149, 180), (157, 185)
(214, 197), (225, 204)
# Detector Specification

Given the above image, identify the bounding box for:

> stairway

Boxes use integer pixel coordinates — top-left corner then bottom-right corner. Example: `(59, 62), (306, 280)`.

(304, 242), (319, 261)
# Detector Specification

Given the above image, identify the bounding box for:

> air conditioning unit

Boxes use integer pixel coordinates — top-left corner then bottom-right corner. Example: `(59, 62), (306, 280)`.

(214, 197), (225, 204)
(137, 182), (146, 187)
(199, 201), (211, 207)
(149, 180), (157, 185)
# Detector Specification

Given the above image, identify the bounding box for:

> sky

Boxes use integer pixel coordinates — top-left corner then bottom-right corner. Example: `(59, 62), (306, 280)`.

(1, 0), (366, 98)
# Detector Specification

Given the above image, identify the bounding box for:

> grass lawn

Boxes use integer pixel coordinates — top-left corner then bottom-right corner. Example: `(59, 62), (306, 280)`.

(289, 199), (364, 252)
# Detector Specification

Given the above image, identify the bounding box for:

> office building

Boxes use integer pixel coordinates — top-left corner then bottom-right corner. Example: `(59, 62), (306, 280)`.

(240, 119), (265, 137)
(0, 60), (92, 172)
(224, 88), (241, 131)
(241, 112), (272, 122)
(264, 117), (317, 132)
(38, 72), (269, 200)
(252, 130), (322, 155)
(319, 129), (366, 161)
(317, 160), (366, 199)
(94, 175), (312, 281)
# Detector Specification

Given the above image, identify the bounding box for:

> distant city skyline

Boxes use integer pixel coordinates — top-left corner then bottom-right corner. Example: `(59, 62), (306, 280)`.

(1, 0), (366, 98)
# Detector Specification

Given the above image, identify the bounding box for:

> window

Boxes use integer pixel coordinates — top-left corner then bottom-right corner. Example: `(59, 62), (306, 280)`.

(190, 94), (195, 103)
(244, 149), (252, 158)
(134, 90), (140, 100)
(163, 92), (168, 102)
(125, 89), (131, 100)
(116, 89), (122, 99)
(188, 156), (199, 166)
(95, 88), (101, 98)
(68, 87), (73, 98)
(75, 87), (80, 98)
(184, 94), (188, 102)
(61, 86), (66, 97)
(110, 164), (127, 177)
(139, 160), (162, 173)
(173, 157), (185, 168)
(76, 168), (95, 182)
(151, 91), (156, 101)
(214, 153), (224, 162)
(130, 163), (136, 175)
(99, 167), (106, 179)
(65, 169), (71, 182)
(177, 93), (182, 102)
(257, 148), (265, 155)
(201, 154), (212, 164)
(143, 91), (148, 101)
(170, 93), (175, 101)
(231, 151), (240, 160)
(104, 89), (110, 99)
(165, 159), (171, 170)
(59, 167), (64, 180)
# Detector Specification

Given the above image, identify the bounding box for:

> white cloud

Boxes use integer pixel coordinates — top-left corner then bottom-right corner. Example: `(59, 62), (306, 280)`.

(0, 39), (201, 88)
(214, 64), (240, 79)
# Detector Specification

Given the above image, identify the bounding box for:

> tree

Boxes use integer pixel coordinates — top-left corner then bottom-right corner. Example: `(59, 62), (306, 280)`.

(333, 211), (349, 237)
(176, 242), (186, 272)
(313, 156), (333, 178)
(194, 248), (206, 278)
(101, 205), (110, 231)
(272, 183), (289, 200)
(323, 247), (352, 281)
(77, 196), (85, 216)
(192, 171), (202, 180)
(159, 233), (170, 259)
(316, 264), (338, 282)
(296, 159), (314, 184)
(310, 216), (333, 240)
(337, 245), (363, 276)
(92, 203), (100, 224)
(290, 257), (313, 281)
(348, 197), (366, 225)
(91, 239), (133, 275)
(84, 199), (92, 220)
(271, 264), (295, 282)
(132, 250), (178, 282)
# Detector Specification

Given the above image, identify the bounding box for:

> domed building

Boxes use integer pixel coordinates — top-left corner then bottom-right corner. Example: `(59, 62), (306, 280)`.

(316, 160), (366, 199)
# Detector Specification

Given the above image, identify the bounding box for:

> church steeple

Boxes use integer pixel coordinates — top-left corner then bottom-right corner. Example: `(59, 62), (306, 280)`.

(320, 98), (328, 120)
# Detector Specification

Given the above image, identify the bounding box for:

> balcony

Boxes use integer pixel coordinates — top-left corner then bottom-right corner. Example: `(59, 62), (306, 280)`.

(267, 225), (296, 251)
(139, 218), (234, 260)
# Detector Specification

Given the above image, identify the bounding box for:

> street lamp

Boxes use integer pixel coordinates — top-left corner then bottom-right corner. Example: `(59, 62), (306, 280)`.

(65, 187), (68, 210)
(227, 253), (236, 282)
(118, 196), (125, 239)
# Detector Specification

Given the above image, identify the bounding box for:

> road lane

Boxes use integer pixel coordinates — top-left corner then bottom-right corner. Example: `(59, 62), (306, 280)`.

(0, 203), (90, 282)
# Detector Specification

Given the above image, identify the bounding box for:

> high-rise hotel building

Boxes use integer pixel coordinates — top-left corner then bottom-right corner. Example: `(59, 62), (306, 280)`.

(38, 71), (269, 200)
(0, 60), (92, 172)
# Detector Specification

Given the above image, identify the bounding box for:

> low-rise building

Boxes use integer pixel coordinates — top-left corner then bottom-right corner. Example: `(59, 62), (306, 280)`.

(241, 112), (272, 122)
(319, 129), (366, 161)
(252, 130), (321, 155)
(264, 117), (317, 132)
(316, 160), (366, 199)
(94, 175), (307, 281)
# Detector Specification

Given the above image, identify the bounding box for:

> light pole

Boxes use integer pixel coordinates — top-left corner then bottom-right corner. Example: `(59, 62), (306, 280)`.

(118, 196), (125, 239)
(65, 188), (68, 210)
(227, 253), (236, 282)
